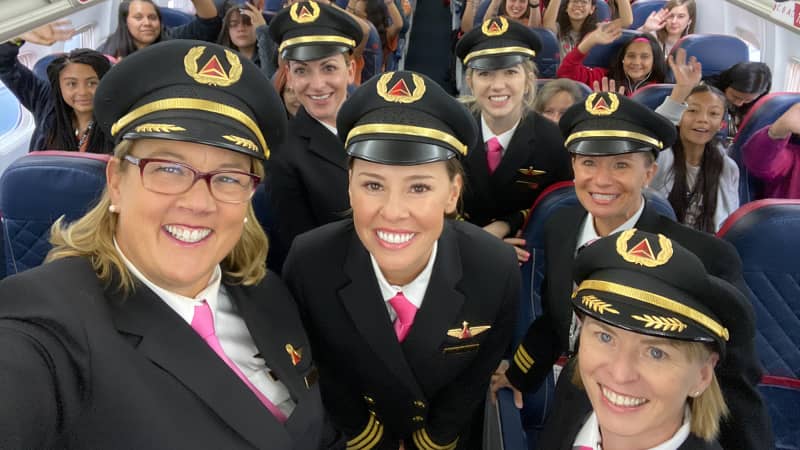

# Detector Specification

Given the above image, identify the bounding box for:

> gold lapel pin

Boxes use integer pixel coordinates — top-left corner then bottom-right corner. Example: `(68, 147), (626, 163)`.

(447, 321), (491, 339)
(518, 166), (546, 176)
(285, 344), (302, 366)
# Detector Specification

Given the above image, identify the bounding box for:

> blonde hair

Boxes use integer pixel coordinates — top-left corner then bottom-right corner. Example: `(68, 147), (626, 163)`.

(572, 339), (728, 442)
(46, 139), (269, 295)
(463, 60), (538, 116)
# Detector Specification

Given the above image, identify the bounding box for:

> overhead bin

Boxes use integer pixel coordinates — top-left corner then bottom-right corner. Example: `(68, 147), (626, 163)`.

(0, 0), (103, 43)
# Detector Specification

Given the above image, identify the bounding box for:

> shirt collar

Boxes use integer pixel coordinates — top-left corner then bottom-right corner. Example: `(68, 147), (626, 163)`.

(369, 241), (438, 310)
(315, 117), (338, 136)
(481, 114), (520, 151)
(577, 197), (645, 251)
(573, 408), (692, 450)
(114, 239), (222, 324)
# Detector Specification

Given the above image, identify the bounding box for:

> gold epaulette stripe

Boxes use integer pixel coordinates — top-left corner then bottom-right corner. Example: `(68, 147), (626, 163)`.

(520, 208), (531, 222)
(577, 280), (729, 341)
(412, 428), (458, 450)
(513, 346), (534, 373)
(346, 413), (384, 450)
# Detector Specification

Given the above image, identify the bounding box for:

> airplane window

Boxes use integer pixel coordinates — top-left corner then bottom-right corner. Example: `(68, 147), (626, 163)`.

(787, 58), (800, 91)
(0, 86), (22, 139)
(63, 25), (94, 52)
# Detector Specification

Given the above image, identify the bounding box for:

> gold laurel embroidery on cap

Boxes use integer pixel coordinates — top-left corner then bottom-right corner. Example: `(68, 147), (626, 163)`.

(290, 1), (320, 23)
(581, 295), (620, 315)
(376, 72), (426, 104)
(184, 46), (243, 87)
(133, 123), (186, 133)
(616, 229), (673, 268)
(585, 92), (620, 116)
(222, 135), (259, 152)
(632, 314), (688, 333)
(481, 16), (509, 36)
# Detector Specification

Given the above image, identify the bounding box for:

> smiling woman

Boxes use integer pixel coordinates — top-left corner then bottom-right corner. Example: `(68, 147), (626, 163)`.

(284, 69), (520, 450)
(535, 229), (751, 450)
(0, 40), (338, 449)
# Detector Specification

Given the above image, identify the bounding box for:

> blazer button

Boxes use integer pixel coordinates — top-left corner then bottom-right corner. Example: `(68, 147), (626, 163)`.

(363, 395), (376, 406)
(412, 416), (424, 423)
(413, 400), (426, 408)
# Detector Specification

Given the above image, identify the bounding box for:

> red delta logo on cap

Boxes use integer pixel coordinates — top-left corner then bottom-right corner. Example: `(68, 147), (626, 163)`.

(377, 72), (426, 104)
(616, 229), (673, 268)
(184, 46), (242, 87)
(481, 17), (508, 36)
(585, 92), (620, 116)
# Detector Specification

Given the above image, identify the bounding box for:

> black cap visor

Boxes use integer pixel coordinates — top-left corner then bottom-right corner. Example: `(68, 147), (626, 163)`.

(346, 139), (456, 165)
(568, 139), (658, 158)
(466, 54), (530, 71)
(282, 44), (351, 62)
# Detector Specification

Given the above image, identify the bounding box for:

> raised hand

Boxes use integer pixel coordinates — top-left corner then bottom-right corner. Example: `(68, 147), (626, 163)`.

(241, 2), (266, 28)
(668, 47), (702, 88)
(589, 19), (624, 46)
(592, 76), (626, 95)
(770, 103), (800, 139)
(638, 8), (668, 33)
(18, 20), (75, 46)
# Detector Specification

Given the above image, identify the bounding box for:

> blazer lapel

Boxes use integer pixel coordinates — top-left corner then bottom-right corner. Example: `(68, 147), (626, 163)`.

(339, 231), (423, 396)
(464, 116), (492, 197)
(108, 282), (290, 450)
(402, 224), (465, 364)
(491, 118), (533, 184)
(296, 107), (348, 171)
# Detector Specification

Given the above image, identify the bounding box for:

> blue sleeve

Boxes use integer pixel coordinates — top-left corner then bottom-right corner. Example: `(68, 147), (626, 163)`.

(0, 43), (54, 121)
(164, 15), (222, 42)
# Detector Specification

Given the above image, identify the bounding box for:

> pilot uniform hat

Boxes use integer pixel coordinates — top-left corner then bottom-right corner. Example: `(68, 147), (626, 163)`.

(94, 40), (287, 160)
(559, 91), (677, 158)
(337, 70), (478, 165)
(455, 16), (542, 70)
(571, 229), (752, 356)
(269, 1), (363, 61)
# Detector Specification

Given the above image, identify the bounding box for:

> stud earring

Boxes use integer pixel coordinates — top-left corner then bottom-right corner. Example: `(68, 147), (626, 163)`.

(243, 217), (249, 224)
(691, 391), (701, 398)
(108, 204), (118, 213)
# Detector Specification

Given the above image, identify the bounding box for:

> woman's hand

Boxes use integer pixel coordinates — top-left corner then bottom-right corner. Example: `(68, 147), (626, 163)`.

(241, 3), (267, 28)
(578, 20), (623, 53)
(490, 360), (524, 409)
(18, 20), (75, 46)
(637, 8), (668, 33)
(665, 48), (702, 103)
(769, 103), (800, 139)
(504, 237), (530, 264)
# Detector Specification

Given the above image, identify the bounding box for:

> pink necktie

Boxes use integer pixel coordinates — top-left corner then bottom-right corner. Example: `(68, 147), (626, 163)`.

(389, 292), (417, 342)
(486, 137), (503, 174)
(191, 302), (287, 423)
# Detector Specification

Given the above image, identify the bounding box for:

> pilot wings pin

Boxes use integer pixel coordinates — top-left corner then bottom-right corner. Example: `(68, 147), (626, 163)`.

(447, 321), (491, 340)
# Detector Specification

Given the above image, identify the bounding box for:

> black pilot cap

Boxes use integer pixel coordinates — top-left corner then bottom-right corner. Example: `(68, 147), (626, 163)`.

(337, 71), (478, 165)
(94, 40), (287, 160)
(572, 229), (752, 357)
(455, 17), (541, 70)
(559, 91), (677, 158)
(269, 1), (363, 62)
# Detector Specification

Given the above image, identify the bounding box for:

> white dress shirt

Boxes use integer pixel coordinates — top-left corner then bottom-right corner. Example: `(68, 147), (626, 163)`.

(575, 198), (646, 253)
(114, 241), (296, 417)
(370, 242), (438, 322)
(572, 407), (692, 450)
(481, 115), (520, 158)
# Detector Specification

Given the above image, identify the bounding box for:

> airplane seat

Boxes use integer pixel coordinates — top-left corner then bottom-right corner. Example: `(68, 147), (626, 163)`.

(498, 182), (676, 449)
(630, 0), (667, 30)
(717, 199), (800, 450)
(582, 29), (639, 68)
(159, 7), (193, 28)
(666, 33), (749, 82)
(594, 0), (611, 22)
(472, 0), (493, 29)
(728, 92), (800, 203)
(531, 27), (561, 79)
(0, 151), (109, 278)
(630, 83), (674, 110)
(535, 78), (593, 99)
(251, 182), (275, 246)
(32, 53), (64, 81)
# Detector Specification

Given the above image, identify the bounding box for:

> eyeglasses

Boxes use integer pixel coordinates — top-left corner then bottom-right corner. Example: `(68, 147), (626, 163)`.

(124, 155), (261, 204)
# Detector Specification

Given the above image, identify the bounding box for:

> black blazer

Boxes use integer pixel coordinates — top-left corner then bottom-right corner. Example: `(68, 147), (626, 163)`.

(505, 202), (773, 450)
(268, 106), (350, 272)
(283, 220), (520, 450)
(536, 361), (723, 450)
(462, 112), (572, 235)
(0, 257), (338, 450)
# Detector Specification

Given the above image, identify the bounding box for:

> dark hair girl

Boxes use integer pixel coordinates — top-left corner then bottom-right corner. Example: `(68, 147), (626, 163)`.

(705, 61), (772, 139)
(98, 0), (220, 59)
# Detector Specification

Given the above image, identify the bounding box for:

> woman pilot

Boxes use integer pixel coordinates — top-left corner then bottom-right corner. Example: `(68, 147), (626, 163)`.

(0, 40), (338, 449)
(455, 18), (572, 261)
(492, 91), (772, 450)
(268, 1), (365, 272)
(538, 229), (752, 449)
(283, 70), (520, 449)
